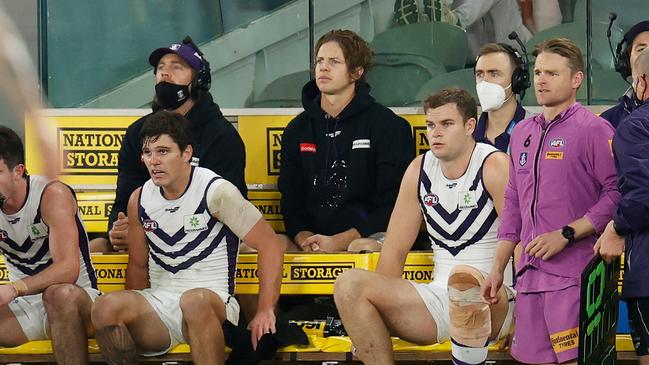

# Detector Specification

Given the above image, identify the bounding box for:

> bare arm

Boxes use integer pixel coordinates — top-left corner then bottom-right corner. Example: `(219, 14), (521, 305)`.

(208, 181), (284, 349)
(243, 218), (285, 318)
(483, 152), (517, 272)
(376, 156), (424, 278)
(18, 182), (82, 294)
(124, 188), (149, 290)
(481, 152), (516, 302)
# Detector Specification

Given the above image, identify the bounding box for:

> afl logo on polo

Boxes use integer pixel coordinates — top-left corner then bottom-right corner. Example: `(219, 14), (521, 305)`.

(0, 229), (7, 241)
(142, 219), (158, 232)
(423, 193), (439, 207)
(549, 138), (565, 148)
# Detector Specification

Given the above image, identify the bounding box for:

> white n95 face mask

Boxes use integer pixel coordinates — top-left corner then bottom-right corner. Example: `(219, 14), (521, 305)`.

(476, 81), (512, 112)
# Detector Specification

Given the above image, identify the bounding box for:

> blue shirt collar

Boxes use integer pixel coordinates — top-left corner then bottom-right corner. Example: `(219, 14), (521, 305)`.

(473, 102), (527, 152)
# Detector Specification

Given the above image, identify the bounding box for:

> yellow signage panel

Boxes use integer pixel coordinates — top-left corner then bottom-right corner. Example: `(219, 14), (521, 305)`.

(90, 254), (129, 293)
(402, 115), (429, 155)
(238, 115), (294, 185)
(371, 251), (434, 283)
(25, 116), (138, 186)
(77, 191), (115, 233)
(248, 190), (284, 233)
(0, 254), (129, 293)
(402, 252), (434, 283)
(235, 253), (374, 294)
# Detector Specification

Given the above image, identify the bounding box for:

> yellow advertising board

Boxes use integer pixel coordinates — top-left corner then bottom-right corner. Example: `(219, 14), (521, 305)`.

(235, 253), (374, 294)
(248, 190), (284, 233)
(90, 254), (129, 293)
(24, 112), (429, 188)
(402, 252), (434, 283)
(238, 115), (294, 185)
(401, 114), (429, 155)
(0, 254), (129, 293)
(76, 191), (116, 233)
(25, 116), (139, 186)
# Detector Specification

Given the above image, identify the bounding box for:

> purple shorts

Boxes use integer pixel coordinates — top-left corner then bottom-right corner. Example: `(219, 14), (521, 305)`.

(511, 285), (580, 364)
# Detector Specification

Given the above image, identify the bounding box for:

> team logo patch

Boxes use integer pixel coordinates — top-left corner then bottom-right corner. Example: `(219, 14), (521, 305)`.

(423, 193), (439, 206)
(142, 219), (158, 232)
(549, 138), (566, 148)
(352, 139), (371, 149)
(458, 191), (478, 210)
(519, 152), (528, 166)
(27, 223), (49, 240)
(545, 151), (564, 160)
(300, 143), (317, 153)
(0, 229), (7, 241)
(184, 214), (208, 233)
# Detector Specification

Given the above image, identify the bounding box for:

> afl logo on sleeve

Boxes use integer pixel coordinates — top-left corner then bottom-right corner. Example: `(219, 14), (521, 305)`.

(423, 193), (439, 207)
(142, 219), (159, 232)
(0, 229), (7, 241)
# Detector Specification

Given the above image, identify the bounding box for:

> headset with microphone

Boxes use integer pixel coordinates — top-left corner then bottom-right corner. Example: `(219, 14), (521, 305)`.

(607, 12), (632, 80)
(507, 31), (531, 100)
(473, 32), (530, 100)
(182, 35), (212, 97)
(474, 32), (531, 100)
(610, 15), (649, 81)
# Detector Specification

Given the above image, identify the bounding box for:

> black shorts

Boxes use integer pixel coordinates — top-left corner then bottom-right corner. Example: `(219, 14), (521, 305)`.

(626, 298), (649, 356)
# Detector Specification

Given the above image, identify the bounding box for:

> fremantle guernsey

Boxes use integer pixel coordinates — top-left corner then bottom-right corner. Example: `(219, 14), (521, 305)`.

(0, 175), (97, 288)
(138, 167), (239, 295)
(418, 143), (512, 287)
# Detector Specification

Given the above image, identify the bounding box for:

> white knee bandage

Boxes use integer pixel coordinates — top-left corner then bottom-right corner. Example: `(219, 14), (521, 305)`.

(448, 265), (491, 348)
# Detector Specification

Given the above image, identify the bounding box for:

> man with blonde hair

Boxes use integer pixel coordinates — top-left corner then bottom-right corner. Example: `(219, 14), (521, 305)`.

(482, 38), (620, 364)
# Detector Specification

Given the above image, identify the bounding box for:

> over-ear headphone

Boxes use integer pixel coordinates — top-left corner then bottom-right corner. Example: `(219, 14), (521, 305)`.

(474, 42), (530, 98)
(614, 21), (649, 81)
(182, 36), (212, 97)
(615, 39), (631, 80)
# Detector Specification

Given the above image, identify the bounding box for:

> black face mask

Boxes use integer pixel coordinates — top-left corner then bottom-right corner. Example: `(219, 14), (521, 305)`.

(155, 81), (191, 110)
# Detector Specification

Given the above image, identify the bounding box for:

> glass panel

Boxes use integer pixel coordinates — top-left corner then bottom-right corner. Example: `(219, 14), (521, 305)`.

(44, 0), (304, 109)
(589, 0), (645, 106)
(348, 0), (537, 107)
(45, 0), (224, 107)
(217, 0), (307, 108)
(519, 0), (591, 106)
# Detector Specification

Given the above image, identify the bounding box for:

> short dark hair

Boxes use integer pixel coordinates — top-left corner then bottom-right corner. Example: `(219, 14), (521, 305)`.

(0, 126), (25, 170)
(477, 43), (519, 71)
(314, 29), (373, 81)
(533, 38), (584, 74)
(423, 88), (477, 122)
(140, 111), (193, 153)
